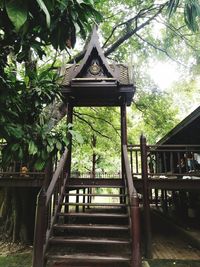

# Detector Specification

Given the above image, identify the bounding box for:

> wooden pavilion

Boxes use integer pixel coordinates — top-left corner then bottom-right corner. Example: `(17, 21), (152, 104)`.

(32, 27), (141, 267)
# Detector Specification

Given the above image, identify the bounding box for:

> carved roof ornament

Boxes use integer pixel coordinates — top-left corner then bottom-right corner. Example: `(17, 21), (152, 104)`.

(71, 25), (118, 80)
(61, 26), (135, 106)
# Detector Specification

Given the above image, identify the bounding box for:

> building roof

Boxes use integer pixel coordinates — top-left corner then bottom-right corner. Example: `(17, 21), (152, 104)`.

(62, 63), (132, 86)
(61, 26), (135, 107)
(157, 106), (200, 145)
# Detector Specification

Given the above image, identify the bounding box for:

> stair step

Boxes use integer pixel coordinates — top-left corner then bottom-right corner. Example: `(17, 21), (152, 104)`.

(46, 253), (130, 263)
(53, 223), (129, 231)
(67, 184), (125, 189)
(57, 212), (128, 218)
(64, 193), (127, 197)
(49, 236), (130, 245)
(67, 178), (125, 188)
(62, 202), (127, 207)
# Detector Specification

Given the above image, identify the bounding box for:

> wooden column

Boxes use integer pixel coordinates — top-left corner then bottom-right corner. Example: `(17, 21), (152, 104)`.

(66, 103), (73, 175)
(120, 101), (127, 202)
(121, 101), (127, 175)
(140, 135), (152, 258)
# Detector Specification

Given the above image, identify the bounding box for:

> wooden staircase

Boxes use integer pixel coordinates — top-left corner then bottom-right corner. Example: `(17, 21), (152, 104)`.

(45, 178), (131, 266)
(32, 146), (141, 267)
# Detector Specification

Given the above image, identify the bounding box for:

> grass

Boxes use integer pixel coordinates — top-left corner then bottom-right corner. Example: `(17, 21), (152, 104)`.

(1, 253), (200, 267)
(148, 259), (200, 267)
(0, 252), (32, 267)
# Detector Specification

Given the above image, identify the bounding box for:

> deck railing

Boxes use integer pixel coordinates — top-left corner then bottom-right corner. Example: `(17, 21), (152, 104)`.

(128, 136), (200, 259)
(32, 148), (69, 267)
(122, 145), (141, 267)
(128, 142), (200, 179)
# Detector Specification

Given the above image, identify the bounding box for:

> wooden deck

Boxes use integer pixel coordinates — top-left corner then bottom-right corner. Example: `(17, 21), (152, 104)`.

(1, 175), (200, 190)
(0, 173), (44, 187)
(133, 178), (200, 190)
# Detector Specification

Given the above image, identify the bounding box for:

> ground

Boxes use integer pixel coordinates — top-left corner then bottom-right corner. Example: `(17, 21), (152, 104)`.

(0, 242), (200, 267)
(0, 241), (32, 267)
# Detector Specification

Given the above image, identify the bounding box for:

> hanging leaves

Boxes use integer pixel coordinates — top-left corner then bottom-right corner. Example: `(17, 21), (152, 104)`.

(166, 0), (180, 17)
(167, 0), (200, 32)
(5, 0), (28, 31)
(36, 0), (51, 28)
(184, 0), (200, 32)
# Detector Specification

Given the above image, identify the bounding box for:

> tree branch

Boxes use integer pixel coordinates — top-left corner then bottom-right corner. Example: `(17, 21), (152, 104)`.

(102, 4), (155, 49)
(74, 111), (120, 137)
(155, 17), (199, 52)
(104, 4), (166, 57)
(135, 33), (188, 67)
(73, 112), (111, 140)
(67, 4), (166, 63)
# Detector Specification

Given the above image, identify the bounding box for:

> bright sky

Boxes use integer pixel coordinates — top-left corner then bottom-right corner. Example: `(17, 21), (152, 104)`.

(149, 61), (181, 90)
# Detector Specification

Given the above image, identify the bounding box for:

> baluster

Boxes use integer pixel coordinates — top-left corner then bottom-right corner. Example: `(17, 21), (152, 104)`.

(135, 150), (139, 174)
(83, 188), (86, 212)
(140, 135), (152, 259)
(32, 188), (47, 267)
(76, 189), (80, 212)
(130, 196), (141, 267)
(170, 152), (174, 173)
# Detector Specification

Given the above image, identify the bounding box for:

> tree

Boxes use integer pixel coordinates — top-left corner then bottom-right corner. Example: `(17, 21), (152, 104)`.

(72, 107), (121, 175)
(0, 0), (102, 243)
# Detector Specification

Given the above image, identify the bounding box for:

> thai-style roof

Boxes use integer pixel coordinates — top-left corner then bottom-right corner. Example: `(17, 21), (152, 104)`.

(157, 106), (200, 145)
(61, 26), (135, 106)
(62, 63), (131, 86)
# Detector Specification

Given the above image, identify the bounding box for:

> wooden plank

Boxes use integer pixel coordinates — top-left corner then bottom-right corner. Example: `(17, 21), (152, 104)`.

(67, 178), (124, 188)
(53, 224), (129, 231)
(61, 202), (127, 207)
(57, 212), (128, 218)
(46, 253), (130, 263)
(133, 178), (200, 190)
(49, 236), (130, 245)
(0, 177), (44, 187)
(64, 193), (127, 197)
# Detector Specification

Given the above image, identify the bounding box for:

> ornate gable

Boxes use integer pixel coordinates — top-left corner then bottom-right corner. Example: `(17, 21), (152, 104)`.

(61, 27), (135, 106)
(71, 26), (118, 81)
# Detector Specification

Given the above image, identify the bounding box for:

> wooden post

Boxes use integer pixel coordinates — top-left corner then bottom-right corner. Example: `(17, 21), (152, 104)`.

(43, 158), (53, 190)
(120, 101), (127, 202)
(32, 188), (47, 267)
(66, 103), (73, 175)
(140, 135), (152, 259)
(131, 196), (141, 267)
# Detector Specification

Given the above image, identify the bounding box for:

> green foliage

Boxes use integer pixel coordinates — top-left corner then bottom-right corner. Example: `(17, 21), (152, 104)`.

(71, 107), (121, 173)
(130, 90), (179, 144)
(0, 0), (102, 63)
(184, 0), (200, 32)
(167, 0), (200, 32)
(5, 0), (28, 31)
(0, 0), (103, 171)
(0, 63), (66, 170)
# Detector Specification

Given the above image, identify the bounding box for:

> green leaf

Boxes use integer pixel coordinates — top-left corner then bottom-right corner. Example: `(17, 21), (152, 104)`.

(11, 143), (20, 152)
(166, 0), (180, 17)
(56, 141), (62, 151)
(28, 140), (38, 155)
(5, 0), (28, 31)
(36, 0), (51, 28)
(34, 159), (45, 171)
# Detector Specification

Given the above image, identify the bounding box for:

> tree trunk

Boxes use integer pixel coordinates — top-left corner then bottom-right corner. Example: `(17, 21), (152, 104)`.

(0, 187), (39, 244)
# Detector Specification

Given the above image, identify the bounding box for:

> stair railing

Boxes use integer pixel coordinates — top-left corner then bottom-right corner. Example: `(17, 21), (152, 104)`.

(122, 145), (141, 267)
(32, 147), (69, 267)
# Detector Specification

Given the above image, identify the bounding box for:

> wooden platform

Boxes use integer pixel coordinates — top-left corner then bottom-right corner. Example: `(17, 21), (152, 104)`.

(133, 178), (200, 191)
(0, 175), (44, 187)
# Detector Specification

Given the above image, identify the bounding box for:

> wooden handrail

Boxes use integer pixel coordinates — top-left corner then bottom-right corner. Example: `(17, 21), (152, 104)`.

(123, 145), (137, 198)
(122, 144), (141, 267)
(46, 147), (68, 204)
(33, 147), (69, 267)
